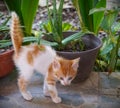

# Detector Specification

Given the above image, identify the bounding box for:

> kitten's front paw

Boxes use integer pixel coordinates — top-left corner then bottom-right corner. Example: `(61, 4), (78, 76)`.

(22, 91), (33, 101)
(52, 97), (61, 103)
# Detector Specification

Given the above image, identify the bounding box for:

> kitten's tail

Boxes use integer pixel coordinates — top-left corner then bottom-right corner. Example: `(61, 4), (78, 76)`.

(10, 12), (23, 56)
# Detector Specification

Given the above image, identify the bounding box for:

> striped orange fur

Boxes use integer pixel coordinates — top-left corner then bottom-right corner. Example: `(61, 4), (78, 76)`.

(10, 12), (23, 56)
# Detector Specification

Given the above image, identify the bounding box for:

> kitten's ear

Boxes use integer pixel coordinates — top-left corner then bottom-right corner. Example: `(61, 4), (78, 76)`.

(52, 58), (61, 71)
(72, 57), (80, 71)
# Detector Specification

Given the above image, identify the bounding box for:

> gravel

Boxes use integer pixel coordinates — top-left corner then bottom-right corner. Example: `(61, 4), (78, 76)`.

(0, 0), (80, 31)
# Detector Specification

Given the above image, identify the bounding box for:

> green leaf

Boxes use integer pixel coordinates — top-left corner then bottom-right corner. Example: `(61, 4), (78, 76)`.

(100, 43), (113, 55)
(93, 0), (106, 34)
(43, 21), (52, 33)
(21, 0), (39, 35)
(0, 26), (9, 31)
(4, 0), (22, 15)
(58, 0), (64, 38)
(46, 0), (64, 43)
(71, 0), (86, 31)
(40, 39), (58, 46)
(23, 36), (37, 43)
(72, 0), (106, 33)
(5, 0), (39, 35)
(62, 31), (85, 45)
(0, 40), (12, 48)
(4, 0), (23, 24)
(111, 22), (120, 32)
(0, 40), (10, 43)
(108, 47), (117, 72)
(89, 7), (106, 15)
(101, 9), (118, 31)
(78, 0), (93, 31)
(41, 21), (75, 33)
(62, 22), (77, 31)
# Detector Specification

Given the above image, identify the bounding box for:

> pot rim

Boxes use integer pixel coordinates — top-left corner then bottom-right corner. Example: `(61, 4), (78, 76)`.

(57, 32), (102, 54)
(0, 49), (14, 56)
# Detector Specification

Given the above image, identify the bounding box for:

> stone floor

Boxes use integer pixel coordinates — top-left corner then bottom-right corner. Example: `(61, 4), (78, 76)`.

(0, 71), (120, 108)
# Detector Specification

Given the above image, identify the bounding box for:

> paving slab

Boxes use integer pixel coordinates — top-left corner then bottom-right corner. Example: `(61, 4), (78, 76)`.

(99, 72), (120, 97)
(0, 71), (120, 108)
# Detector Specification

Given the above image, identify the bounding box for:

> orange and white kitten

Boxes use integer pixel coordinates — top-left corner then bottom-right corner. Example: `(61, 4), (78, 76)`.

(10, 12), (80, 103)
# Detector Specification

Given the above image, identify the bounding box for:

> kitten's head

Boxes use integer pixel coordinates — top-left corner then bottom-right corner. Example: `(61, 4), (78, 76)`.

(52, 57), (80, 86)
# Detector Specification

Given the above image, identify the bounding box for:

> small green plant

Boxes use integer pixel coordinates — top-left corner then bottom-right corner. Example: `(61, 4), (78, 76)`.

(40, 21), (77, 34)
(39, 0), (84, 51)
(95, 8), (120, 72)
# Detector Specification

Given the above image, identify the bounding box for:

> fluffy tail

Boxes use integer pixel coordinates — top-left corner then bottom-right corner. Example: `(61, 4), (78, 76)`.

(10, 12), (23, 56)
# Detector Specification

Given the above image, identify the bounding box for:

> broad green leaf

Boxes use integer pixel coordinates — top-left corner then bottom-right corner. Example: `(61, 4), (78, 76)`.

(100, 43), (113, 55)
(93, 0), (106, 34)
(62, 31), (85, 45)
(71, 0), (86, 31)
(5, 0), (39, 35)
(78, 0), (93, 32)
(0, 26), (9, 31)
(4, 0), (23, 24)
(4, 0), (21, 15)
(72, 0), (106, 33)
(0, 41), (12, 48)
(0, 40), (10, 43)
(23, 36), (58, 46)
(89, 7), (106, 15)
(40, 39), (58, 46)
(23, 37), (37, 42)
(111, 22), (120, 32)
(21, 0), (39, 35)
(101, 9), (118, 31)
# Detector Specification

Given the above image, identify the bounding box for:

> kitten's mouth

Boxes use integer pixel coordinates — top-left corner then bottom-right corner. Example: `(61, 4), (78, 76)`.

(61, 82), (70, 86)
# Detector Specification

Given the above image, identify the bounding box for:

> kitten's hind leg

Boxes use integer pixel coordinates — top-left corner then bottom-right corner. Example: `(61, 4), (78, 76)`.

(18, 71), (33, 101)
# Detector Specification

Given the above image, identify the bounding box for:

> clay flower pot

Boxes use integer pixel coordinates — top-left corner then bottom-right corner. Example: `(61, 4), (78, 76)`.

(0, 49), (15, 77)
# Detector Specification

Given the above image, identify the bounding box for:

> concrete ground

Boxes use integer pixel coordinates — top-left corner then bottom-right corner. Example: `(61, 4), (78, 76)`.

(0, 71), (120, 108)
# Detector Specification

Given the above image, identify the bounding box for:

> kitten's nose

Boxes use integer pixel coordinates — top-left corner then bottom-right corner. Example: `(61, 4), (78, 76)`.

(63, 82), (69, 86)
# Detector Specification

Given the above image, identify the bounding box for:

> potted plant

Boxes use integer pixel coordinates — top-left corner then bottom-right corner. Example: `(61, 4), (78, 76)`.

(0, 0), (39, 77)
(0, 13), (15, 77)
(40, 0), (106, 82)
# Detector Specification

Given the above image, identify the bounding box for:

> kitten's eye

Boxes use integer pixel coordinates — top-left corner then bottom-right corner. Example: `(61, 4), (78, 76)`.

(60, 77), (63, 80)
(68, 77), (72, 80)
